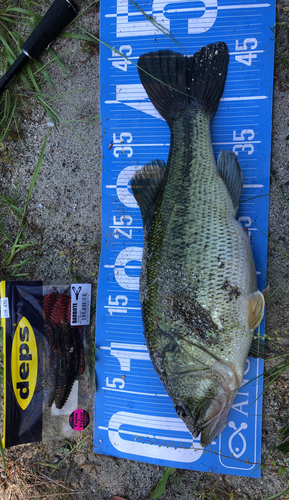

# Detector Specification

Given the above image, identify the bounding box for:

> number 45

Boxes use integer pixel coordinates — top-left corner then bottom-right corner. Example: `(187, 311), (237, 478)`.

(235, 38), (258, 66)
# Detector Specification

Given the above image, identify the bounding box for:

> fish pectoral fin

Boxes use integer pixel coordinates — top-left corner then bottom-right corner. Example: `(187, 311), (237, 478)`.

(131, 160), (166, 225)
(217, 149), (243, 214)
(248, 286), (268, 358)
(247, 290), (265, 331)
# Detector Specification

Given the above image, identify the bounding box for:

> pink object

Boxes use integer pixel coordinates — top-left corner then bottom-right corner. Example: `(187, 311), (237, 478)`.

(69, 409), (90, 431)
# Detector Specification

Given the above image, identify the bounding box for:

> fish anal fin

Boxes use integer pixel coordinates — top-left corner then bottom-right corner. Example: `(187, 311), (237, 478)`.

(131, 160), (166, 225)
(247, 290), (265, 331)
(217, 149), (243, 214)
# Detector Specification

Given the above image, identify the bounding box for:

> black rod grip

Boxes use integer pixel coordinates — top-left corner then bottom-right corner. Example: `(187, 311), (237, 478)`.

(0, 53), (29, 95)
(22, 0), (78, 60)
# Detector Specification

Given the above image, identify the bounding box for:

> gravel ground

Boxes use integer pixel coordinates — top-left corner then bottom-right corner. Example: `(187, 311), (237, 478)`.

(1, 1), (289, 499)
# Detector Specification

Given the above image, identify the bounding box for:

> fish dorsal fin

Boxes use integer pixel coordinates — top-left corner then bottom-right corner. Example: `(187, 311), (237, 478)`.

(247, 290), (265, 331)
(217, 150), (243, 214)
(131, 160), (166, 224)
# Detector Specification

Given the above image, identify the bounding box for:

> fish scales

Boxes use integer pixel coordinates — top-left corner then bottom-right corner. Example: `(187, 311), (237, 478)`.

(145, 109), (256, 353)
(132, 43), (266, 447)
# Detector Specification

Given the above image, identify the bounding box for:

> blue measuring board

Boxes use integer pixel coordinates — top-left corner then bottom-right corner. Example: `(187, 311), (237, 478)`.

(95, 0), (275, 477)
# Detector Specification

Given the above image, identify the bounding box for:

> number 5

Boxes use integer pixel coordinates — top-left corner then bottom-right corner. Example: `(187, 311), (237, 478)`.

(106, 377), (125, 389)
(235, 38), (258, 51)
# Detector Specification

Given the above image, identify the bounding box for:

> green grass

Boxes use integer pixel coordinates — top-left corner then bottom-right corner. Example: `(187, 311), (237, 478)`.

(0, 0), (100, 279)
(0, 129), (49, 479)
(151, 467), (177, 499)
(0, 1), (56, 140)
(36, 437), (88, 470)
(0, 0), (98, 143)
(0, 0), (100, 488)
(0, 130), (48, 279)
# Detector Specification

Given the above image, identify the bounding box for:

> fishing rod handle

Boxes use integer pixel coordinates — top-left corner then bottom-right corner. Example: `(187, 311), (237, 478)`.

(22, 0), (78, 60)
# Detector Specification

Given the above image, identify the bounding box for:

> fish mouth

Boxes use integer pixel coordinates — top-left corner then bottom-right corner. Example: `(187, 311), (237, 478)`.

(175, 360), (240, 448)
(193, 394), (235, 448)
(193, 362), (240, 447)
(193, 391), (237, 447)
(160, 333), (241, 446)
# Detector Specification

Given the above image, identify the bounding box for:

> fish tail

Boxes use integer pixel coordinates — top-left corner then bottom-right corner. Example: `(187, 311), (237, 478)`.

(137, 42), (229, 125)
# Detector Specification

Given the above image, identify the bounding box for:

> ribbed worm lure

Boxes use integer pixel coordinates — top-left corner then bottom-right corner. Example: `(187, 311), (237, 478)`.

(1, 281), (92, 449)
(43, 290), (85, 409)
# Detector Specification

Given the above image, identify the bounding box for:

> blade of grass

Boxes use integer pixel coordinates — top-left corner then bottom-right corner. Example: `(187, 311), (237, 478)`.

(0, 222), (14, 244)
(251, 220), (289, 264)
(0, 99), (17, 142)
(0, 1), (94, 143)
(6, 6), (42, 21)
(0, 36), (18, 60)
(129, 0), (185, 52)
(24, 64), (41, 93)
(21, 130), (49, 223)
(190, 472), (204, 498)
(60, 32), (93, 41)
(77, 27), (193, 100)
(0, 198), (23, 215)
(6, 129), (49, 265)
(270, 172), (289, 208)
(253, 262), (289, 310)
(34, 59), (57, 92)
(0, 438), (6, 477)
(265, 484), (289, 499)
(46, 47), (71, 77)
(36, 437), (88, 470)
(35, 94), (97, 156)
(151, 467), (177, 499)
(72, 0), (100, 23)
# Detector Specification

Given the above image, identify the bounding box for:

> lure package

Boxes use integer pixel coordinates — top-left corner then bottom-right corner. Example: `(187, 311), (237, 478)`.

(0, 281), (94, 448)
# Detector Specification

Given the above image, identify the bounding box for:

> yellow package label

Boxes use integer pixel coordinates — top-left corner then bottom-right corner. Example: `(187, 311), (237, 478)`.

(11, 317), (38, 411)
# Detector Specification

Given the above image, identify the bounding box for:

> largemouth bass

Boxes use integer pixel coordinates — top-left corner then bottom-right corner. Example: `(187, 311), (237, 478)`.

(131, 42), (266, 447)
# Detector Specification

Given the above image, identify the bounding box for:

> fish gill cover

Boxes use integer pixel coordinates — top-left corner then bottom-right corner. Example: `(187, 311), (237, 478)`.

(95, 0), (275, 476)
